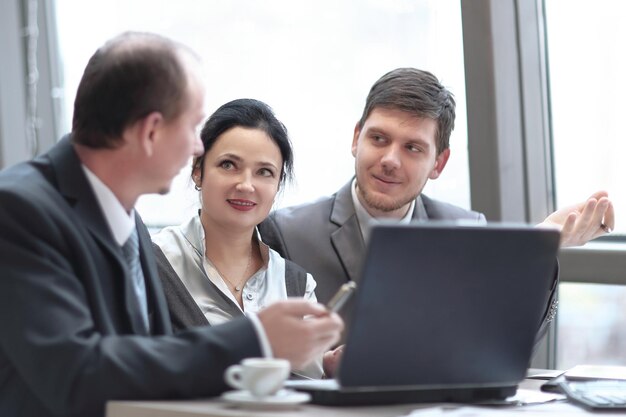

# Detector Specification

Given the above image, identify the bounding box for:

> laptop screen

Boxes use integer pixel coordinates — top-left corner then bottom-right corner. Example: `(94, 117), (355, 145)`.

(338, 222), (560, 389)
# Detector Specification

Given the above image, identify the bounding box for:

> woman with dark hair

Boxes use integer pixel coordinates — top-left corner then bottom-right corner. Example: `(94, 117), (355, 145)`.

(152, 99), (328, 378)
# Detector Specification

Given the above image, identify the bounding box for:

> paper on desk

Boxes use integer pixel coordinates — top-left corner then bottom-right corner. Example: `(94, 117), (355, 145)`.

(564, 364), (626, 380)
(401, 403), (585, 416)
(526, 368), (564, 380)
(399, 390), (577, 417)
(492, 388), (565, 405)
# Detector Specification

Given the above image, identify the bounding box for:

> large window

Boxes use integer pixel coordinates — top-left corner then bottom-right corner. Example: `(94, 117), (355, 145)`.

(545, 0), (626, 368)
(546, 0), (626, 236)
(458, 0), (626, 369)
(53, 0), (470, 227)
(558, 283), (626, 367)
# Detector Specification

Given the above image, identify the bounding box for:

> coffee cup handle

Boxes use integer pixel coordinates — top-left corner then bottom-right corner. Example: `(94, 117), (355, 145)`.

(224, 365), (245, 390)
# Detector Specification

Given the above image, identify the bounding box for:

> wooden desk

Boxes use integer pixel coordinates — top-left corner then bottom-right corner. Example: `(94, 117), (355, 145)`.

(107, 400), (424, 417)
(106, 379), (587, 417)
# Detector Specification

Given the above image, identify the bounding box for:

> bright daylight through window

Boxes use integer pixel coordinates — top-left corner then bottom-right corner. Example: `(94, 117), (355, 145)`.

(53, 0), (469, 227)
(545, 0), (626, 368)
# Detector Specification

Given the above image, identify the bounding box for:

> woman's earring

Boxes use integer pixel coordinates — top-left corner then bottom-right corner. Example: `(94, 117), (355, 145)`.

(194, 184), (201, 191)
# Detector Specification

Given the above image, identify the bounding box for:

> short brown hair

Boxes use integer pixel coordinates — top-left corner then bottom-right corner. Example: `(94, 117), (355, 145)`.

(358, 68), (456, 154)
(72, 32), (190, 148)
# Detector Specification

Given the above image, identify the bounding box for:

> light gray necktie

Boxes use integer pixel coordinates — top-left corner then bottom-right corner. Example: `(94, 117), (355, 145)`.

(122, 228), (149, 331)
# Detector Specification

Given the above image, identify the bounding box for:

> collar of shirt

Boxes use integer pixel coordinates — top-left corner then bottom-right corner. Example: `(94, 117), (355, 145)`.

(350, 178), (415, 244)
(81, 165), (136, 246)
(152, 215), (322, 377)
(178, 214), (271, 310)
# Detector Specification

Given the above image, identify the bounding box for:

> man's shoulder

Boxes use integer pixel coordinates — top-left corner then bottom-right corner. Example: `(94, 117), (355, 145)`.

(0, 160), (72, 243)
(420, 194), (486, 221)
(0, 160), (52, 203)
(266, 180), (354, 227)
(259, 194), (338, 252)
(269, 194), (335, 223)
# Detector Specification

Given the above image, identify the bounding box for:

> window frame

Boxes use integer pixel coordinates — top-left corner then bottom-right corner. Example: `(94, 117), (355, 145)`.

(0, 0), (63, 169)
(462, 0), (626, 368)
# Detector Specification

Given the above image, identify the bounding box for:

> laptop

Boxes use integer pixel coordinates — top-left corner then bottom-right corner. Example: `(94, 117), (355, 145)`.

(287, 221), (560, 405)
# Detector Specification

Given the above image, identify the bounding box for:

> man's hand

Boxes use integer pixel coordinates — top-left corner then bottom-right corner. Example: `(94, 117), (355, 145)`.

(258, 300), (344, 370)
(322, 344), (345, 378)
(539, 190), (614, 247)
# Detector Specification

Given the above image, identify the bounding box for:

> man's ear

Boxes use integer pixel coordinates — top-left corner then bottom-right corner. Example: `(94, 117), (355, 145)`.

(136, 112), (163, 157)
(351, 122), (362, 158)
(428, 148), (451, 180)
(191, 161), (202, 187)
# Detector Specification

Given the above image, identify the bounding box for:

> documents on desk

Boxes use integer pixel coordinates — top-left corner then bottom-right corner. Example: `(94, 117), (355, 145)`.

(401, 403), (586, 416)
(398, 389), (570, 416)
(540, 365), (626, 411)
(484, 388), (565, 406)
(563, 365), (626, 381)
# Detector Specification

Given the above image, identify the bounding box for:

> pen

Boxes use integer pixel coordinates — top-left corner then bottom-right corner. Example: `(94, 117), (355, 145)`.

(326, 281), (357, 313)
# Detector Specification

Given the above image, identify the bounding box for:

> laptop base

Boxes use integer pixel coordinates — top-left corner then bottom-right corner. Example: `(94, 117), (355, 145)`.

(295, 384), (518, 406)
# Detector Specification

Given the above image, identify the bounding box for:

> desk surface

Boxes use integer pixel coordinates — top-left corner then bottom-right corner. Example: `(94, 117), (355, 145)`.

(107, 401), (423, 417)
(107, 379), (615, 417)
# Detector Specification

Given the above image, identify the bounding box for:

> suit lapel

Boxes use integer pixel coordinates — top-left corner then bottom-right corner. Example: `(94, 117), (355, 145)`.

(329, 181), (366, 283)
(329, 185), (429, 282)
(136, 216), (172, 335)
(48, 137), (122, 258)
(412, 195), (429, 220)
(47, 136), (151, 335)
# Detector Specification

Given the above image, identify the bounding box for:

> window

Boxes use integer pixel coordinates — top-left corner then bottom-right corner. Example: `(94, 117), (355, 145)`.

(459, 0), (626, 368)
(53, 0), (470, 227)
(545, 0), (626, 367)
(558, 282), (626, 368)
(546, 0), (626, 236)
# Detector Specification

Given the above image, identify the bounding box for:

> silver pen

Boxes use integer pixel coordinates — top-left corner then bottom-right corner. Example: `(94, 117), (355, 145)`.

(326, 281), (357, 313)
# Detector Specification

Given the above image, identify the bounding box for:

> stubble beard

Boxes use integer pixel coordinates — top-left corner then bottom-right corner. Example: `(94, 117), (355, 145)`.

(358, 183), (418, 214)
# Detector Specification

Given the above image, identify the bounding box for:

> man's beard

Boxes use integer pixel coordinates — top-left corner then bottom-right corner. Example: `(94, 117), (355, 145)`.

(359, 184), (418, 213)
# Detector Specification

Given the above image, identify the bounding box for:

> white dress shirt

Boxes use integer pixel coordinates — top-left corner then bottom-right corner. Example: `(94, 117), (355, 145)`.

(153, 214), (323, 378)
(81, 165), (135, 244)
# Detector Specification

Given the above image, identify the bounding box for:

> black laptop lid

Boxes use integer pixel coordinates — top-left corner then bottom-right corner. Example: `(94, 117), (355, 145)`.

(337, 222), (560, 388)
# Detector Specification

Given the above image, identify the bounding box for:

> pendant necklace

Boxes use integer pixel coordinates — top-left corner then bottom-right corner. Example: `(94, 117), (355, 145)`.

(212, 245), (253, 292)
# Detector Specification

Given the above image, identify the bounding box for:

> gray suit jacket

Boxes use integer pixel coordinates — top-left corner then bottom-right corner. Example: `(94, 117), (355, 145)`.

(0, 137), (261, 417)
(259, 179), (557, 347)
(259, 180), (486, 304)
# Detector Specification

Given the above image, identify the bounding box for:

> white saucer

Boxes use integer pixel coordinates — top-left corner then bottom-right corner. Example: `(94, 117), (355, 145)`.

(221, 389), (311, 410)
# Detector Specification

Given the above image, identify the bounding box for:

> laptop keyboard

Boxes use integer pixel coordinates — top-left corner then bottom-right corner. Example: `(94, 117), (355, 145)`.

(559, 380), (626, 410)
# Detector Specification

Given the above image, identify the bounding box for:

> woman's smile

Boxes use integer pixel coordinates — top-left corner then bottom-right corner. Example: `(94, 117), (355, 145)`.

(227, 198), (256, 211)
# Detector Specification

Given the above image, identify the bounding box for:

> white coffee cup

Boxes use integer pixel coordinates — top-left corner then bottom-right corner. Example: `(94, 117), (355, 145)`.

(224, 358), (291, 398)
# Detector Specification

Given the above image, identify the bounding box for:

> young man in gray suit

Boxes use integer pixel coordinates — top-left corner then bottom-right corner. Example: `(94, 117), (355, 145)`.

(0, 32), (343, 417)
(259, 68), (612, 366)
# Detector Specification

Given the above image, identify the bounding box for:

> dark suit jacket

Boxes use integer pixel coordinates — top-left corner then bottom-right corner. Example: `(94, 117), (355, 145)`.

(0, 137), (261, 417)
(259, 179), (558, 347)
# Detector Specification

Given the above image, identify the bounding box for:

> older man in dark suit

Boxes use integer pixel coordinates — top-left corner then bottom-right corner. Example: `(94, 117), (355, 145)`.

(0, 32), (343, 417)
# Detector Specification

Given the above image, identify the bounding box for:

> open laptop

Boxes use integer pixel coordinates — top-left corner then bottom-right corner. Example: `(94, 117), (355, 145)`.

(288, 222), (560, 405)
